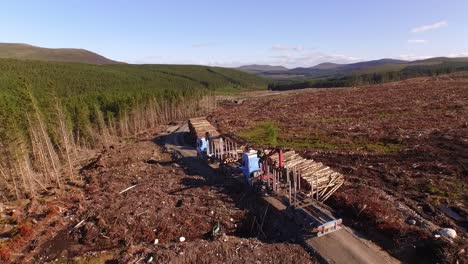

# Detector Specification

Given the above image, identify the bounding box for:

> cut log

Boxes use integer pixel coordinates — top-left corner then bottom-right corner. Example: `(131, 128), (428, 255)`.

(268, 151), (344, 201)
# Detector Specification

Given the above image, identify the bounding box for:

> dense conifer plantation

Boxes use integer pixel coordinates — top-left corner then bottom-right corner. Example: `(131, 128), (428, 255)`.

(0, 59), (267, 200)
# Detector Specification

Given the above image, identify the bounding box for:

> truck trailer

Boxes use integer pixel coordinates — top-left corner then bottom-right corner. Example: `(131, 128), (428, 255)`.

(188, 118), (344, 237)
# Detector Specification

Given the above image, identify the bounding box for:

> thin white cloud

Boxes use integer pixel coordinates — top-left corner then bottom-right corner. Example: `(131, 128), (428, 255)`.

(192, 43), (210, 48)
(408, 39), (427, 44)
(411, 20), (447, 33)
(268, 45), (360, 67)
(131, 56), (162, 64)
(448, 52), (468, 58)
(398, 51), (468, 61)
(398, 54), (433, 61)
(271, 45), (304, 52)
(270, 52), (361, 67)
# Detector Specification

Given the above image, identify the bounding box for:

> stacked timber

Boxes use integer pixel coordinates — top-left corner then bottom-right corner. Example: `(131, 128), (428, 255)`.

(188, 117), (239, 161)
(188, 117), (220, 139)
(269, 150), (344, 202)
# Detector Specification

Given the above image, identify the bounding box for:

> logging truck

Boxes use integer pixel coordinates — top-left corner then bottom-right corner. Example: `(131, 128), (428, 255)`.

(188, 118), (344, 237)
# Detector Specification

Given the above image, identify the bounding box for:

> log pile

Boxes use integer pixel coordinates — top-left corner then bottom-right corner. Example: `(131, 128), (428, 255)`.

(269, 150), (344, 202)
(188, 117), (220, 138)
(188, 118), (239, 161)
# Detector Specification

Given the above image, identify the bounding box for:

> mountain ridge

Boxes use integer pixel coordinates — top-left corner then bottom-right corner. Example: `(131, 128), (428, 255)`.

(311, 62), (345, 70)
(237, 64), (289, 72)
(239, 57), (468, 80)
(0, 43), (122, 64)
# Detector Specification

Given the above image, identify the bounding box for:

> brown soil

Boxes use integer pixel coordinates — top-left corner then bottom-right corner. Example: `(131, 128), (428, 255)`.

(1, 129), (315, 263)
(118, 236), (313, 263)
(212, 73), (468, 263)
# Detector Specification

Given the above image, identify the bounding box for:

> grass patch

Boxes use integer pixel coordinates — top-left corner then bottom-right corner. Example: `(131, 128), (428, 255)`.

(425, 182), (465, 201)
(378, 112), (395, 119)
(426, 184), (444, 196)
(278, 137), (340, 150)
(240, 124), (403, 153)
(279, 133), (403, 153)
(363, 142), (403, 154)
(239, 121), (279, 146)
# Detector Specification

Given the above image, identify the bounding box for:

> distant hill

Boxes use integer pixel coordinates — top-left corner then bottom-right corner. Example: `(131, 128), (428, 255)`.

(251, 57), (468, 80)
(269, 57), (468, 90)
(0, 43), (122, 64)
(237, 64), (288, 73)
(412, 57), (468, 64)
(311, 62), (344, 70)
(288, 59), (409, 74)
(335, 58), (409, 71)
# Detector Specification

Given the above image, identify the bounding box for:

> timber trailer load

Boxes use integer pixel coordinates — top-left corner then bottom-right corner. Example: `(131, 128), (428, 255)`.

(188, 118), (345, 237)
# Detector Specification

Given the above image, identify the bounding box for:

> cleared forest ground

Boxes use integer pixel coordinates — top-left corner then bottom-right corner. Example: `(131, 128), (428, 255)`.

(212, 73), (468, 263)
(0, 129), (314, 263)
(1, 72), (466, 263)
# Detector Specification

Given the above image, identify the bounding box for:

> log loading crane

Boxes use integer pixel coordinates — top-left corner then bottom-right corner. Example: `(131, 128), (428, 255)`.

(189, 118), (344, 237)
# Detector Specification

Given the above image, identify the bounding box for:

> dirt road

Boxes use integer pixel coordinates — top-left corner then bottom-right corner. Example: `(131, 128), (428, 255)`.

(163, 122), (399, 264)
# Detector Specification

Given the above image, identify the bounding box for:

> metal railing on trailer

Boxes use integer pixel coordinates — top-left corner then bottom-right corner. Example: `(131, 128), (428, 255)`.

(206, 135), (239, 162)
(259, 162), (344, 236)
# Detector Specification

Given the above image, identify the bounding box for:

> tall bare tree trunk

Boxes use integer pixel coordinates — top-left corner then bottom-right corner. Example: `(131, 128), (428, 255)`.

(33, 106), (61, 189)
(58, 102), (75, 180)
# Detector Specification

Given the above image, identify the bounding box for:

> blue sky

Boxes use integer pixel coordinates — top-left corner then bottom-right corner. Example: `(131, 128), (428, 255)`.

(1, 0), (467, 67)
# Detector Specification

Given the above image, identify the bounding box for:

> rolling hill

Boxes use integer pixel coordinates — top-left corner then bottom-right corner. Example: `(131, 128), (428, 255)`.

(310, 62), (344, 70)
(241, 57), (468, 81)
(237, 64), (288, 73)
(288, 59), (409, 73)
(0, 43), (122, 64)
(268, 58), (468, 90)
(333, 58), (408, 70)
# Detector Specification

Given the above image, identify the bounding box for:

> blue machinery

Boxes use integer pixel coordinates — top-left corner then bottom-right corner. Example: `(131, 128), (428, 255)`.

(241, 150), (261, 183)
